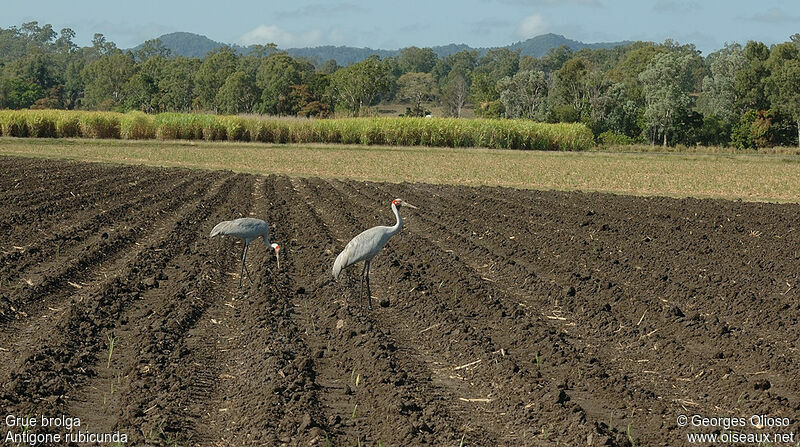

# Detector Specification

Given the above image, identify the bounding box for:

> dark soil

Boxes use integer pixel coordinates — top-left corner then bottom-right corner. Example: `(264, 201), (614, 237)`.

(1, 156), (798, 446)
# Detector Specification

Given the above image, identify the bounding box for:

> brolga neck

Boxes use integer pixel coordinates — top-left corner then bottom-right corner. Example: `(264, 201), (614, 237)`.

(389, 203), (403, 235)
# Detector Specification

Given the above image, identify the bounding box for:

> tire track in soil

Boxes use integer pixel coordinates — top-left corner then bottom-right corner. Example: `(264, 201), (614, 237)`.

(0, 171), (238, 445)
(315, 178), (629, 446)
(271, 176), (377, 445)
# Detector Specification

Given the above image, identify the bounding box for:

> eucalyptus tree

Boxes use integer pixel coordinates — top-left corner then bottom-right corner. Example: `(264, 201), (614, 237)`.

(397, 72), (436, 116)
(765, 43), (800, 147)
(81, 51), (135, 109)
(217, 70), (259, 114)
(256, 52), (303, 115)
(330, 55), (393, 116)
(193, 47), (238, 112)
(399, 46), (437, 74)
(496, 69), (547, 120)
(698, 43), (746, 125)
(639, 51), (694, 146)
(159, 57), (198, 112)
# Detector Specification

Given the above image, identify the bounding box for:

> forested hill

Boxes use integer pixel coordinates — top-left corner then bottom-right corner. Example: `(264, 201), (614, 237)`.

(507, 33), (631, 57)
(147, 32), (239, 58)
(132, 32), (629, 64)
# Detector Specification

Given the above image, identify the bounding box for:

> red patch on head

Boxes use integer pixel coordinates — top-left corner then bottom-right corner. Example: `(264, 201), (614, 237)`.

(392, 199), (398, 205)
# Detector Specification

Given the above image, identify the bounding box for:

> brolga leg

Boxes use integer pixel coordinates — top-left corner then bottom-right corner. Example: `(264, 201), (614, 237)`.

(239, 243), (254, 287)
(239, 243), (246, 288)
(359, 261), (368, 308)
(365, 261), (372, 309)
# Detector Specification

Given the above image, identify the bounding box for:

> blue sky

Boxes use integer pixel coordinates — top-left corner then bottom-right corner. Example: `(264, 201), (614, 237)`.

(3, 0), (799, 54)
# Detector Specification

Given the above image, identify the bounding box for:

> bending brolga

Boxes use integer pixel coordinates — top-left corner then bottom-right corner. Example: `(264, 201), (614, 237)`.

(210, 217), (280, 287)
(333, 198), (417, 309)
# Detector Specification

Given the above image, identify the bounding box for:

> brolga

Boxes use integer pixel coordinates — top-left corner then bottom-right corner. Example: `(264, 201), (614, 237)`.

(210, 217), (280, 287)
(332, 198), (417, 309)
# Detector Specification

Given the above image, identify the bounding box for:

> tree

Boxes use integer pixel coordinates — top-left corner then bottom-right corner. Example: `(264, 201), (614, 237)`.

(519, 46), (575, 75)
(601, 83), (642, 138)
(0, 78), (45, 109)
(217, 70), (259, 114)
(319, 59), (339, 74)
(256, 52), (303, 115)
(639, 52), (694, 146)
(124, 72), (158, 112)
(496, 70), (547, 119)
(734, 41), (770, 112)
(288, 84), (331, 117)
(432, 50), (477, 86)
(193, 47), (237, 112)
(791, 33), (800, 49)
(54, 28), (77, 54)
(397, 72), (436, 116)
(81, 52), (135, 109)
(159, 57), (197, 112)
(606, 43), (667, 105)
(475, 48), (519, 81)
(442, 73), (469, 117)
(62, 59), (84, 109)
(10, 52), (61, 92)
(765, 43), (800, 147)
(470, 48), (520, 117)
(698, 43), (746, 125)
(549, 58), (590, 115)
(134, 39), (171, 62)
(330, 55), (392, 116)
(90, 33), (117, 57)
(399, 47), (437, 73)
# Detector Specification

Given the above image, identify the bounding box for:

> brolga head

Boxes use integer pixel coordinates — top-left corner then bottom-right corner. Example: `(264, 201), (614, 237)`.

(391, 198), (418, 210)
(268, 242), (280, 271)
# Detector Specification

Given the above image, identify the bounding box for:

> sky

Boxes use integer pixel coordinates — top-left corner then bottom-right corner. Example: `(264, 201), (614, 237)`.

(3, 0), (799, 55)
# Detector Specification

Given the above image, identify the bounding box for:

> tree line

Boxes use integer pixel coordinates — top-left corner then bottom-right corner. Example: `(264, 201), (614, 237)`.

(1, 21), (799, 147)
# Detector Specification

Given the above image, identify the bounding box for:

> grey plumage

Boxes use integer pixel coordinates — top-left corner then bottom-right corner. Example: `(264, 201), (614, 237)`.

(333, 198), (417, 308)
(210, 217), (280, 287)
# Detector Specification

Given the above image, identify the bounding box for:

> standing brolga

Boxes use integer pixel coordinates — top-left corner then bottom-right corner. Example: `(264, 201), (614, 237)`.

(210, 217), (280, 287)
(333, 198), (417, 309)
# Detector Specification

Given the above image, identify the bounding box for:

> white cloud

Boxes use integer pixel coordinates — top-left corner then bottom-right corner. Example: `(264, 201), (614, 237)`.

(516, 14), (548, 40)
(238, 25), (325, 48)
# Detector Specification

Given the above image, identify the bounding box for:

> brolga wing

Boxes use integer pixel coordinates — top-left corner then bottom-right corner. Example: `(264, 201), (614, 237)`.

(333, 226), (391, 279)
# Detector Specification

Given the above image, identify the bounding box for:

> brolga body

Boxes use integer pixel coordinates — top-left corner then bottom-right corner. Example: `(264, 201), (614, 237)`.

(332, 198), (417, 309)
(210, 217), (280, 287)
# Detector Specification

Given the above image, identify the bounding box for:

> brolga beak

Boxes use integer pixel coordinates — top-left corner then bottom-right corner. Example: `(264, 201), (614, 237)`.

(403, 202), (418, 209)
(271, 243), (280, 271)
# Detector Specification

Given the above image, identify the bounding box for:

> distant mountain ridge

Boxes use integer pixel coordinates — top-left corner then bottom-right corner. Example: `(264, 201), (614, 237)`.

(133, 32), (631, 64)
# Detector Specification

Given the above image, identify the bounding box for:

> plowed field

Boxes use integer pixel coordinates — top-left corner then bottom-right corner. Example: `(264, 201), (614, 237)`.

(1, 156), (798, 446)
